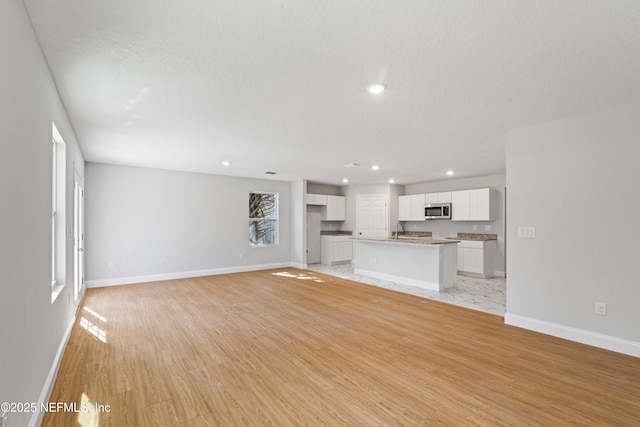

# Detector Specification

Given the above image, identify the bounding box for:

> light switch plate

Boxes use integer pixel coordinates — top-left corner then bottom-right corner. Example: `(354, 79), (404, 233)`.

(517, 227), (536, 238)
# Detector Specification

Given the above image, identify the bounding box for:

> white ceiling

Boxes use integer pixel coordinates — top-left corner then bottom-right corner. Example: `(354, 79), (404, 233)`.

(24, 0), (640, 185)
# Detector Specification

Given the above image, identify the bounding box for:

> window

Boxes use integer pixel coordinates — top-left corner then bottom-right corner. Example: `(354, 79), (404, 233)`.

(249, 192), (278, 246)
(52, 123), (66, 302)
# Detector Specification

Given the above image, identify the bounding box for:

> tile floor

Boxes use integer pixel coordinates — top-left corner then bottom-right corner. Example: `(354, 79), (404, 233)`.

(307, 262), (506, 316)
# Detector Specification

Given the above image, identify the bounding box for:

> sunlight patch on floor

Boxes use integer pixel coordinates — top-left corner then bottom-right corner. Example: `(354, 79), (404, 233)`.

(78, 393), (99, 427)
(272, 271), (326, 283)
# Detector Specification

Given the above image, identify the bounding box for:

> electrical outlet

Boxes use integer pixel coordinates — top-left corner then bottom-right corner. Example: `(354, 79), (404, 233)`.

(373, 257), (378, 265)
(595, 302), (607, 316)
(239, 253), (244, 260)
(108, 262), (115, 270)
(485, 225), (491, 231)
(473, 225), (478, 231)
(517, 227), (536, 238)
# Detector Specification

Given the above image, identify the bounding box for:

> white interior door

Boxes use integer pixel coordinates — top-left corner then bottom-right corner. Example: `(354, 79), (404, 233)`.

(73, 171), (85, 302)
(356, 194), (388, 237)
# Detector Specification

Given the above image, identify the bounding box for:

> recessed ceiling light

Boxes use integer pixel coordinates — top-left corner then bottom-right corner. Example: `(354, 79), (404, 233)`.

(342, 178), (349, 183)
(372, 164), (380, 171)
(388, 179), (395, 183)
(368, 84), (385, 94)
(222, 161), (231, 166)
(446, 170), (455, 176)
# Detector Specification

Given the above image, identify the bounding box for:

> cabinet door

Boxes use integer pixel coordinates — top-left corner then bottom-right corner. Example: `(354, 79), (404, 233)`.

(333, 196), (346, 221)
(334, 240), (352, 262)
(469, 188), (494, 220)
(437, 192), (452, 203)
(399, 195), (412, 221)
(456, 246), (464, 270)
(424, 193), (439, 204)
(451, 190), (470, 221)
(322, 196), (346, 221)
(307, 194), (327, 205)
(410, 194), (426, 220)
(462, 248), (484, 274)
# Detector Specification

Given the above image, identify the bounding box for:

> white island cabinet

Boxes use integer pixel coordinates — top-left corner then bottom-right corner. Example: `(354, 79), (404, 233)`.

(353, 238), (458, 291)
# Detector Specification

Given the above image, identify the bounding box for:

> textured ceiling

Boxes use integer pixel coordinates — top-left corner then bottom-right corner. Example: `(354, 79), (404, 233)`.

(23, 0), (640, 185)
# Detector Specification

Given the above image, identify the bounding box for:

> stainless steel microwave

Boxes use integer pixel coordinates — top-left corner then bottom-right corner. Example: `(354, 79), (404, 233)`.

(424, 203), (451, 220)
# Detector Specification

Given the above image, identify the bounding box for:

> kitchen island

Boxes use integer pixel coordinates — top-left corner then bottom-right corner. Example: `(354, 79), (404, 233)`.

(353, 237), (459, 292)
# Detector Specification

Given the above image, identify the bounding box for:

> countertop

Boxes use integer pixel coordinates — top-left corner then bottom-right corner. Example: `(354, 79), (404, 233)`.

(445, 233), (497, 241)
(354, 237), (459, 245)
(320, 230), (353, 236)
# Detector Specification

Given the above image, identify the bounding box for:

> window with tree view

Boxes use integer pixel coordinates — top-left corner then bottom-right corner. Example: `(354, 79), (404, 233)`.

(249, 192), (278, 246)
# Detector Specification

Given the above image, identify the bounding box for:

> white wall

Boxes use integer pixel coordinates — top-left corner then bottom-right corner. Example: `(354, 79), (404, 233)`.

(85, 163), (292, 285)
(342, 184), (393, 236)
(404, 174), (507, 275)
(0, 1), (86, 425)
(505, 103), (640, 356)
(307, 182), (342, 196)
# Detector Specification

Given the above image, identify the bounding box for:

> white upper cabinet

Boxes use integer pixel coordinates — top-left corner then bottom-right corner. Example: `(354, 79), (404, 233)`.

(399, 195), (412, 221)
(410, 194), (425, 220)
(399, 194), (425, 221)
(321, 195), (346, 221)
(451, 188), (495, 221)
(425, 191), (452, 204)
(470, 188), (494, 220)
(451, 191), (470, 221)
(306, 194), (327, 205)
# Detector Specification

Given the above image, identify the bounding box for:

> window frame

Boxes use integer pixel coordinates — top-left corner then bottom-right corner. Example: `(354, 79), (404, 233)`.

(51, 123), (66, 303)
(249, 192), (279, 247)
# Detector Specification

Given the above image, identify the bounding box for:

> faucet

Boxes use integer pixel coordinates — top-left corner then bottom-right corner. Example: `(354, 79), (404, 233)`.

(395, 222), (404, 239)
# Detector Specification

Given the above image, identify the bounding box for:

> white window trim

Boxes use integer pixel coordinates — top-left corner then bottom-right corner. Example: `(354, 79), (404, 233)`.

(51, 123), (66, 303)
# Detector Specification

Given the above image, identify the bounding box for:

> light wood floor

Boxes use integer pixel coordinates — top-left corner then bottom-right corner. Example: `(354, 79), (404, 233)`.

(43, 268), (640, 426)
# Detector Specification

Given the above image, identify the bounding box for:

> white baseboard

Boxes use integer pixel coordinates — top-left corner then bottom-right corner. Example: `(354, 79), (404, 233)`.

(85, 262), (297, 288)
(290, 262), (308, 270)
(504, 313), (640, 358)
(29, 315), (76, 427)
(494, 270), (506, 278)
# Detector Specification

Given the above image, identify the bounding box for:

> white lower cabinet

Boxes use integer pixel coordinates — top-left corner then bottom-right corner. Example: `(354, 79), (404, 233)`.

(456, 240), (495, 278)
(321, 235), (353, 265)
